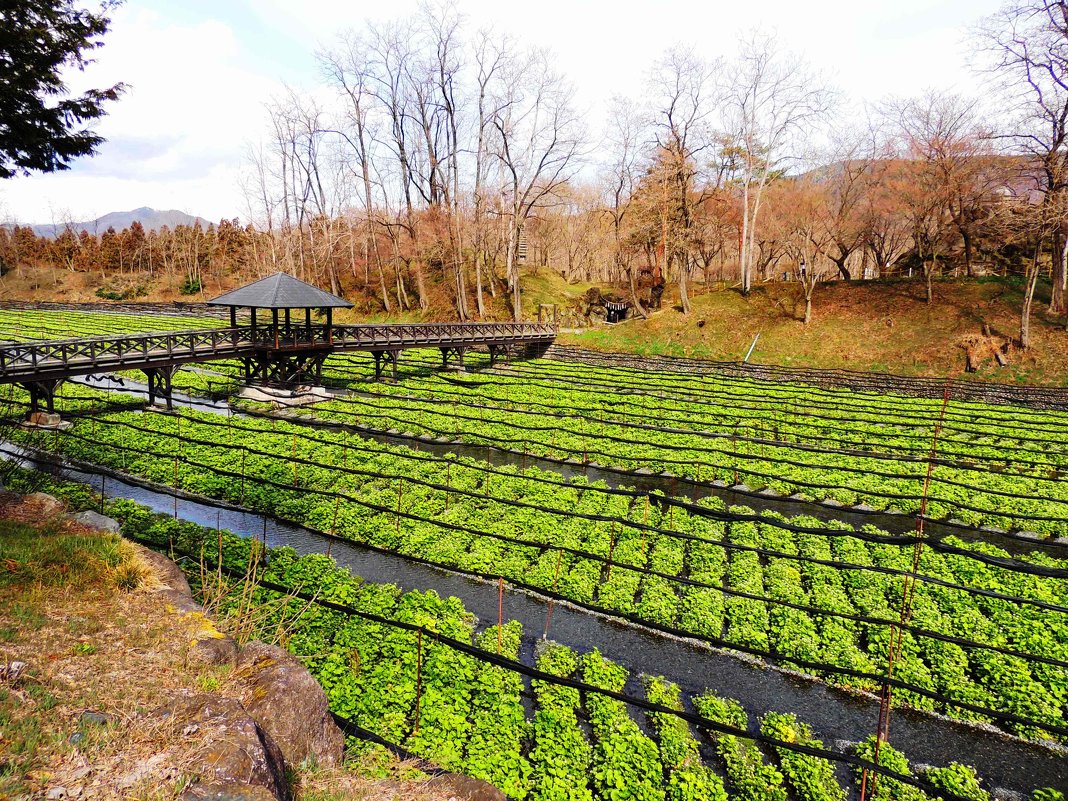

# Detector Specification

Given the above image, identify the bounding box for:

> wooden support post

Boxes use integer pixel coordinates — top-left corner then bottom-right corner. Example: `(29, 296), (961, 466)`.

(272, 308), (279, 349)
(498, 577), (504, 654)
(326, 307), (333, 345)
(413, 628), (424, 734)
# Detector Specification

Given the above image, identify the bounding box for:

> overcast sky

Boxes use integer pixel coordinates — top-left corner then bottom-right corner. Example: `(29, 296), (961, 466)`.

(0, 0), (1004, 225)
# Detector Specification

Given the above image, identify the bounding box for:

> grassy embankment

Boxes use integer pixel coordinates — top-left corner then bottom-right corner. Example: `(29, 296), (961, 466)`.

(562, 276), (1068, 386)
(0, 494), (444, 800)
(2, 263), (1065, 384)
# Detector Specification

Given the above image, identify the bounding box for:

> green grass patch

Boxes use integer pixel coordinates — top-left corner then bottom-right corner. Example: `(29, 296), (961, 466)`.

(0, 520), (130, 590)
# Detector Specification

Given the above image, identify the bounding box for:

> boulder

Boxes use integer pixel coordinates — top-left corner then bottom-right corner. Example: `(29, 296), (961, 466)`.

(164, 694), (289, 801)
(134, 546), (197, 612)
(233, 642), (344, 769)
(191, 632), (239, 666)
(69, 510), (121, 532)
(425, 773), (507, 801)
(182, 786), (279, 801)
(25, 492), (66, 517)
(132, 546), (238, 664)
(26, 411), (66, 429)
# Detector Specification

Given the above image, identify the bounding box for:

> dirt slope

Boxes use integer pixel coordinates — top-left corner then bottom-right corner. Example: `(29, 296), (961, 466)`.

(562, 277), (1068, 387)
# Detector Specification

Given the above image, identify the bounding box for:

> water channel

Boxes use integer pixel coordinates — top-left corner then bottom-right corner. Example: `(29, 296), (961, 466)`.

(4, 441), (1065, 796)
(10, 372), (1068, 794)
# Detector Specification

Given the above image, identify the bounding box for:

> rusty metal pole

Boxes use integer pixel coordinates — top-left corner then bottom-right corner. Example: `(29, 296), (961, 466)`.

(861, 383), (951, 801)
(543, 549), (564, 639)
(291, 435), (298, 486)
(413, 628), (423, 734)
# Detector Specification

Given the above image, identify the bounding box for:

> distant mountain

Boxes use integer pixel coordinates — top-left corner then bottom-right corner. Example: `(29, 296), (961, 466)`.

(26, 207), (212, 238)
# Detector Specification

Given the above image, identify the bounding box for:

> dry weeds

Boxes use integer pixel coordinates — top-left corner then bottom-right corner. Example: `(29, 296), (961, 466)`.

(0, 497), (452, 800)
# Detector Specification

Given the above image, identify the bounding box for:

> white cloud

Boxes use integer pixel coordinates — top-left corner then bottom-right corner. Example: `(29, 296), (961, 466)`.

(0, 6), (277, 223)
(0, 0), (1007, 225)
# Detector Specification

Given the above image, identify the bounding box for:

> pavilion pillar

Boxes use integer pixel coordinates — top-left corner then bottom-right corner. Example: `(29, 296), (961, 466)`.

(326, 307), (333, 344)
(272, 308), (279, 349)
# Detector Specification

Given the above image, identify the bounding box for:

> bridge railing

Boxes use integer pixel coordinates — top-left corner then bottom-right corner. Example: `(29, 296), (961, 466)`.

(249, 321), (557, 349)
(0, 321), (558, 380)
(0, 328), (253, 374)
(329, 322), (557, 346)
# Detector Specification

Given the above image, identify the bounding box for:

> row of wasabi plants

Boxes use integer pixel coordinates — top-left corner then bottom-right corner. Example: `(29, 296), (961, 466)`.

(6, 384), (1068, 744)
(5, 464), (1059, 801)
(15, 305), (1062, 536)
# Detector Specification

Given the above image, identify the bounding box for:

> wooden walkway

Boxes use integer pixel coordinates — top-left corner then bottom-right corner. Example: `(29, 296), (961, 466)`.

(0, 322), (556, 412)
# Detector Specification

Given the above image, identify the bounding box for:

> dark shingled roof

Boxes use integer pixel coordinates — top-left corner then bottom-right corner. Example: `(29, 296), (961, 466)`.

(207, 273), (352, 309)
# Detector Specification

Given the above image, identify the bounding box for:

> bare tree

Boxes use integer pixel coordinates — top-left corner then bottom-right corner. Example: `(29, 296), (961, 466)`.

(603, 95), (649, 317)
(725, 31), (835, 295)
(320, 32), (392, 310)
(979, 0), (1068, 316)
(647, 46), (718, 314)
(489, 49), (584, 320)
(367, 18), (428, 308)
(471, 29), (511, 315)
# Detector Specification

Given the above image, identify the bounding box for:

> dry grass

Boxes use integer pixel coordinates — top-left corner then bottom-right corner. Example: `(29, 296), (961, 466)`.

(562, 277), (1068, 386)
(0, 497), (452, 801)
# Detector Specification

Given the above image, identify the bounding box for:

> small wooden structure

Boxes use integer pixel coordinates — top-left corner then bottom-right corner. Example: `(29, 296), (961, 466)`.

(208, 273), (352, 386)
(0, 273), (556, 416)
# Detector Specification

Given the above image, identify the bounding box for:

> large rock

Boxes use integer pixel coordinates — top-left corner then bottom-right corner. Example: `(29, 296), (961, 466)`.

(425, 774), (507, 801)
(25, 492), (66, 518)
(182, 786), (279, 801)
(68, 510), (121, 532)
(233, 642), (344, 769)
(133, 545), (238, 664)
(164, 694), (289, 801)
(134, 546), (197, 611)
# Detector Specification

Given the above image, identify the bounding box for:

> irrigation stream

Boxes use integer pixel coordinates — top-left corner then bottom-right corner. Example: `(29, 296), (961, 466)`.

(4, 445), (1065, 795)
(67, 371), (1068, 558)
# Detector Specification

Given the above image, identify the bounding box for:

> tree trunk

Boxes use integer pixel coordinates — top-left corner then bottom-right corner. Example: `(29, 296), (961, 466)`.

(962, 228), (974, 278)
(627, 261), (648, 320)
(677, 254), (691, 314)
(1052, 229), (1067, 316)
(1022, 242), (1041, 350)
(506, 217), (521, 321)
(475, 255), (486, 318)
(739, 190), (751, 295)
(831, 255), (852, 281)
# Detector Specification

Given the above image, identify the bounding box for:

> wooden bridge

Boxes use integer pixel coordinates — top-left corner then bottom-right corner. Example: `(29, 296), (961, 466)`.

(0, 322), (557, 414)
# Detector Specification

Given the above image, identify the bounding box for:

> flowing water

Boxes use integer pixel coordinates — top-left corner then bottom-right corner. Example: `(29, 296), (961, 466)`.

(3, 444), (1065, 795)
